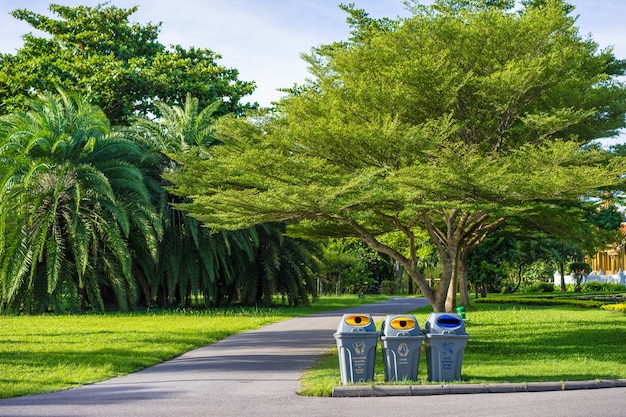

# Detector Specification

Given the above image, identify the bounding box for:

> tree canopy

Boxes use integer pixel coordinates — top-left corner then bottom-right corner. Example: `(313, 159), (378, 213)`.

(0, 3), (256, 125)
(165, 0), (626, 311)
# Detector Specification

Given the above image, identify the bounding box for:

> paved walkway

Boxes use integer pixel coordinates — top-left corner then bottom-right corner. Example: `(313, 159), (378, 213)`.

(1, 297), (625, 417)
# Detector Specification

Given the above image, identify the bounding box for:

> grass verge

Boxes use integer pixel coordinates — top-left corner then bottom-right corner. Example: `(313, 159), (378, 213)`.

(0, 295), (387, 399)
(299, 301), (626, 396)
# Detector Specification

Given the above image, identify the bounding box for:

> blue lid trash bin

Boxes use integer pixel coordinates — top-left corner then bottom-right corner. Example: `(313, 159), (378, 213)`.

(380, 314), (425, 382)
(334, 313), (378, 384)
(424, 312), (470, 382)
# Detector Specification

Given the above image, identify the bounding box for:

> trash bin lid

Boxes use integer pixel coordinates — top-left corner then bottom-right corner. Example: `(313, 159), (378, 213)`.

(425, 312), (467, 335)
(381, 314), (422, 337)
(336, 313), (377, 333)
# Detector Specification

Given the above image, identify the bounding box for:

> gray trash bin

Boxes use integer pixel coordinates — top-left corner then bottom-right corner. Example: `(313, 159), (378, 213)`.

(424, 312), (470, 382)
(334, 313), (378, 384)
(380, 314), (425, 382)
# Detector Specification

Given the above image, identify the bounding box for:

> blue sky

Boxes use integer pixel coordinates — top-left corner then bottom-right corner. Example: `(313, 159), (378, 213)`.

(1, 0), (625, 143)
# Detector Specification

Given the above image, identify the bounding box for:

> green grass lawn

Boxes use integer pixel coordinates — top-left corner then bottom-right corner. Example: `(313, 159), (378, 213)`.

(0, 295), (387, 399)
(299, 301), (626, 396)
(3, 294), (625, 400)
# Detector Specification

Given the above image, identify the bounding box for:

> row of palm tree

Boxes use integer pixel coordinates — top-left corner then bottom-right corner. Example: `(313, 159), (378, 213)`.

(0, 90), (317, 313)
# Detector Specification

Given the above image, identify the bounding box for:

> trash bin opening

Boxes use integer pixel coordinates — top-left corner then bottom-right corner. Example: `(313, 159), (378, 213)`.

(436, 315), (461, 328)
(344, 314), (372, 326)
(390, 317), (417, 330)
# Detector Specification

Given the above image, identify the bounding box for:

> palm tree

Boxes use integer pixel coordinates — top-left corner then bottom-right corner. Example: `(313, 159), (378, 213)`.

(131, 95), (320, 307)
(243, 223), (318, 307)
(130, 94), (256, 307)
(0, 91), (159, 313)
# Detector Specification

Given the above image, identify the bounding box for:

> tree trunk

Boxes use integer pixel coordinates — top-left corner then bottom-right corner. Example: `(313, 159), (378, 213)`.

(426, 210), (504, 312)
(559, 263), (566, 292)
(459, 261), (471, 307)
(134, 270), (153, 307)
(406, 266), (444, 310)
(340, 209), (502, 313)
(436, 258), (454, 312)
(446, 247), (471, 311)
(445, 268), (457, 312)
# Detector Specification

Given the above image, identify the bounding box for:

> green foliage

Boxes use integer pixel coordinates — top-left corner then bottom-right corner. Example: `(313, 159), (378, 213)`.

(522, 260), (559, 283)
(130, 97), (318, 308)
(379, 280), (399, 295)
(165, 0), (626, 312)
(0, 4), (256, 124)
(234, 223), (319, 307)
(467, 237), (518, 294)
(522, 282), (556, 293)
(601, 303), (626, 313)
(569, 261), (592, 290)
(128, 94), (259, 308)
(316, 239), (364, 295)
(569, 262), (592, 274)
(581, 282), (626, 292)
(585, 205), (624, 231)
(0, 91), (159, 313)
(0, 91), (318, 312)
(316, 239), (399, 295)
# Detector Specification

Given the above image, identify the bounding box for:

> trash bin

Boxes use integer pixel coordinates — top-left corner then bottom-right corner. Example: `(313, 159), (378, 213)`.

(455, 306), (466, 320)
(334, 313), (378, 384)
(424, 312), (470, 382)
(380, 314), (425, 382)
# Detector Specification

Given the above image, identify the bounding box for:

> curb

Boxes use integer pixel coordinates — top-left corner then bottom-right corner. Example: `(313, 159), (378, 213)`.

(331, 379), (626, 397)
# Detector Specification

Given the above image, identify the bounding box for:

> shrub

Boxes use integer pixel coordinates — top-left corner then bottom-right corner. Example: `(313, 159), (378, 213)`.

(601, 303), (626, 313)
(379, 280), (398, 295)
(523, 282), (556, 293)
(582, 282), (626, 292)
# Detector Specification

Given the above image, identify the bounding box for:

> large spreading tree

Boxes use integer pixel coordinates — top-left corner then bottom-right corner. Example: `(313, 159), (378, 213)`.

(165, 0), (626, 312)
(0, 3), (256, 125)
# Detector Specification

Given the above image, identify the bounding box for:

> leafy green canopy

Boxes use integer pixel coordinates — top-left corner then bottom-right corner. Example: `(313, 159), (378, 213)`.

(0, 3), (256, 125)
(166, 0), (626, 311)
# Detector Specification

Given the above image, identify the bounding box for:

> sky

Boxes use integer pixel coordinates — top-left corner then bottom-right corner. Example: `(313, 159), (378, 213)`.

(0, 0), (625, 143)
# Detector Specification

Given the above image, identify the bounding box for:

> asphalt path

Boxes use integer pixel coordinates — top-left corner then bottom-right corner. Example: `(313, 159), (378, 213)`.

(1, 297), (625, 417)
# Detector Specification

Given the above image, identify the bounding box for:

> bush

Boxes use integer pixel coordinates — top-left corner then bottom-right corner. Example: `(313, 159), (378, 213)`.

(581, 282), (626, 292)
(523, 282), (556, 293)
(379, 280), (398, 295)
(601, 303), (626, 313)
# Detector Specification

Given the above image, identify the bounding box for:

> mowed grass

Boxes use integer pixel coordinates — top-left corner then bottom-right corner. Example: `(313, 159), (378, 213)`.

(299, 303), (626, 396)
(0, 295), (387, 399)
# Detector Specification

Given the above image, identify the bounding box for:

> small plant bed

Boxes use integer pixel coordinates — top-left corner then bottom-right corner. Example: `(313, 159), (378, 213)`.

(299, 302), (626, 396)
